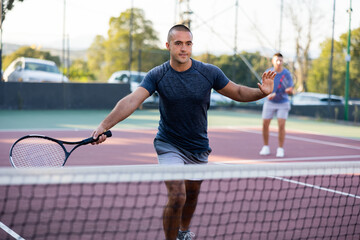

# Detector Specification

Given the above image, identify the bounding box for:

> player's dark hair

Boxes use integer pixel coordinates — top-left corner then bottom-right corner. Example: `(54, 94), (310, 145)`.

(167, 24), (192, 43)
(273, 52), (283, 58)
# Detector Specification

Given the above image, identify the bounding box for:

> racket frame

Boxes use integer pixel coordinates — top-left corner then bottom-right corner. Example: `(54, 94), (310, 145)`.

(9, 131), (112, 168)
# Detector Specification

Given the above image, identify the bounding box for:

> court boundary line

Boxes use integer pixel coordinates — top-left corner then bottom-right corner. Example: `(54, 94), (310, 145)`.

(216, 155), (360, 163)
(273, 176), (360, 199)
(1, 127), (359, 142)
(0, 221), (25, 240)
(214, 162), (360, 201)
(237, 128), (360, 150)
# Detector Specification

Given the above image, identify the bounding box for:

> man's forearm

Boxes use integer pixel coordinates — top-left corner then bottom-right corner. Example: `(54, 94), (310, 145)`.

(237, 85), (267, 102)
(99, 94), (142, 130)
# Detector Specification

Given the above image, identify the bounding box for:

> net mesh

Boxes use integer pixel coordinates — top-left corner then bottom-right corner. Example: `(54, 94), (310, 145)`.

(10, 137), (66, 168)
(1, 162), (360, 240)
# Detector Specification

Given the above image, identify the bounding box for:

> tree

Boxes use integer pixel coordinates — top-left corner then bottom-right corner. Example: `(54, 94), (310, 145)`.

(87, 8), (166, 81)
(2, 46), (60, 68)
(195, 51), (270, 88)
(1, 0), (25, 22)
(1, 0), (25, 75)
(308, 27), (360, 98)
(87, 35), (106, 81)
(194, 52), (218, 65)
(68, 59), (95, 82)
(285, 0), (323, 92)
(307, 39), (343, 95)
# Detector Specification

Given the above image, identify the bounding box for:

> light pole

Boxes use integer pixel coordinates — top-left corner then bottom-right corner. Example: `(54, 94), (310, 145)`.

(344, 0), (352, 121)
(62, 0), (66, 82)
(279, 0), (283, 52)
(129, 0), (134, 74)
(327, 0), (336, 108)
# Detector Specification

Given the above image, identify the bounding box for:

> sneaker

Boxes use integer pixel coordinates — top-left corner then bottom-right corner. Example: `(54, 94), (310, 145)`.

(276, 147), (284, 158)
(178, 230), (195, 240)
(259, 146), (270, 155)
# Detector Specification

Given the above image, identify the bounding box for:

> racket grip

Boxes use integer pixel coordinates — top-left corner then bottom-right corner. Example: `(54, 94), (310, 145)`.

(85, 130), (112, 144)
(102, 130), (112, 138)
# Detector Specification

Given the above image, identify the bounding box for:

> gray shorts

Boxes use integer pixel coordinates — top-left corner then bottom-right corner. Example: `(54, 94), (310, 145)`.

(262, 101), (291, 119)
(153, 138), (210, 165)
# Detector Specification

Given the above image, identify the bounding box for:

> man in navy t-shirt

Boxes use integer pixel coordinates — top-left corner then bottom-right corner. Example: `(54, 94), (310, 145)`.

(91, 24), (275, 240)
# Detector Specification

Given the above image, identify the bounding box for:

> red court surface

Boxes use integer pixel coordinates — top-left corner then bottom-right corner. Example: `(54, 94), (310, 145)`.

(1, 128), (360, 239)
(0, 127), (359, 167)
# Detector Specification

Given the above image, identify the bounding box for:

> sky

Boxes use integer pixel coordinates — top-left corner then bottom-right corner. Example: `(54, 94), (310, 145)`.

(2, 0), (360, 60)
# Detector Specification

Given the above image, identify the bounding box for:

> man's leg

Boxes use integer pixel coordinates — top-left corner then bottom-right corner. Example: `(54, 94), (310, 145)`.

(259, 118), (272, 155)
(180, 180), (202, 231)
(260, 101), (274, 154)
(277, 118), (286, 148)
(262, 118), (272, 146)
(276, 102), (290, 149)
(163, 180), (186, 240)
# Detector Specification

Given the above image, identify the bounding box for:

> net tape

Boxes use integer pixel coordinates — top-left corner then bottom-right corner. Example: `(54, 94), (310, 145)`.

(1, 161), (360, 185)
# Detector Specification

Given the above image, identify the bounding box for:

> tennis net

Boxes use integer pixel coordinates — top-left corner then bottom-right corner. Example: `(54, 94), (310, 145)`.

(1, 161), (360, 240)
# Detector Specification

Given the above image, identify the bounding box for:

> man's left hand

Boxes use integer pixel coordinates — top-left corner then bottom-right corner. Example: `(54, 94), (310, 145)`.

(257, 70), (276, 96)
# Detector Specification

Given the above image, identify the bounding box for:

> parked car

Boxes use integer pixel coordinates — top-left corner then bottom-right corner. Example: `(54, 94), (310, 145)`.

(108, 70), (146, 92)
(3, 57), (69, 83)
(108, 70), (157, 103)
(291, 92), (344, 105)
(210, 90), (233, 106)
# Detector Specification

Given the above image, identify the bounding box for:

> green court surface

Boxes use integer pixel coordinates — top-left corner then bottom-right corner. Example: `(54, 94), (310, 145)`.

(0, 109), (359, 139)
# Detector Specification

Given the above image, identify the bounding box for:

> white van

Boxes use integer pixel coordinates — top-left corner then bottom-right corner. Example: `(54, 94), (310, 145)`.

(3, 57), (69, 83)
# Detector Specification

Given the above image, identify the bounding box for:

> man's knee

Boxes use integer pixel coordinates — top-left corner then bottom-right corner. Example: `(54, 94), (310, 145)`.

(185, 180), (202, 202)
(277, 119), (286, 129)
(263, 119), (271, 128)
(166, 181), (187, 209)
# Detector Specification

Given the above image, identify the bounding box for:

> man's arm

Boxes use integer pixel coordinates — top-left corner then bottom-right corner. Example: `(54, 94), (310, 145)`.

(217, 70), (275, 102)
(91, 87), (150, 144)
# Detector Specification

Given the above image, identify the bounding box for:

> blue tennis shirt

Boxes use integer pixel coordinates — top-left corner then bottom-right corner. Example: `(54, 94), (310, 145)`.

(140, 59), (229, 154)
(265, 67), (294, 103)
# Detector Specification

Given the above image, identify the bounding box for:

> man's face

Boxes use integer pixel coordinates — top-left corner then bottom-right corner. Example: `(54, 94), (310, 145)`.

(166, 30), (193, 65)
(272, 56), (283, 70)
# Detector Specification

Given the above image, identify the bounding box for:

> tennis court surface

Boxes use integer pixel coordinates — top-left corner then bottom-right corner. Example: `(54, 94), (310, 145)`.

(0, 109), (359, 239)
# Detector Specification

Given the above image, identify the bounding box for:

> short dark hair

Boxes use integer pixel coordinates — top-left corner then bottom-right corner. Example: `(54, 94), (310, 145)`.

(273, 52), (283, 58)
(167, 24), (192, 43)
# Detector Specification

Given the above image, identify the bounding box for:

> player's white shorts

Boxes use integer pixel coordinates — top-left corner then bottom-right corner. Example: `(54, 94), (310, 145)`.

(262, 101), (291, 119)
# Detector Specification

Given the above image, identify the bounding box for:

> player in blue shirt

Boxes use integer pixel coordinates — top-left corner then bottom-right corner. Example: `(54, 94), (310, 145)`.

(92, 24), (275, 240)
(259, 53), (294, 158)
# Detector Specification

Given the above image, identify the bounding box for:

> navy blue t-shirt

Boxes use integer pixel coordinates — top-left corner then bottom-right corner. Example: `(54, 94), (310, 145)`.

(140, 59), (229, 153)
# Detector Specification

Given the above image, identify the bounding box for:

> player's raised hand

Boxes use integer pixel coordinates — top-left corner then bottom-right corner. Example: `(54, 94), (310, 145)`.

(257, 70), (276, 96)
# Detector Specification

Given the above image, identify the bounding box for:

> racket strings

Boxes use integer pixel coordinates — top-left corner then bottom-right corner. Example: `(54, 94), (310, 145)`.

(11, 138), (66, 168)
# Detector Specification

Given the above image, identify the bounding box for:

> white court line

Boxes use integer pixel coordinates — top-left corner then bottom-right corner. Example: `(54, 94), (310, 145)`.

(286, 135), (360, 150)
(218, 155), (360, 163)
(273, 176), (360, 199)
(214, 162), (360, 200)
(0, 221), (25, 240)
(239, 128), (360, 150)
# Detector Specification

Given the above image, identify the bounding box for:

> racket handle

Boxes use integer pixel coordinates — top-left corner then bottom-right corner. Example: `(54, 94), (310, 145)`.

(102, 130), (112, 138)
(84, 130), (112, 144)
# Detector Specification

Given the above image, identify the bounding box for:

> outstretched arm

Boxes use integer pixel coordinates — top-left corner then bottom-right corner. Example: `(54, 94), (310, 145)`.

(91, 87), (150, 144)
(217, 70), (276, 102)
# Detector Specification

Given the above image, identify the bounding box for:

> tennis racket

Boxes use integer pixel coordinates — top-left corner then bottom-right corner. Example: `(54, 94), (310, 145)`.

(272, 74), (291, 100)
(9, 130), (112, 168)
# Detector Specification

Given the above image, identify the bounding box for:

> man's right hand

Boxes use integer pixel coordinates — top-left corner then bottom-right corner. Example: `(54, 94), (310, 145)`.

(91, 126), (109, 145)
(267, 92), (276, 100)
